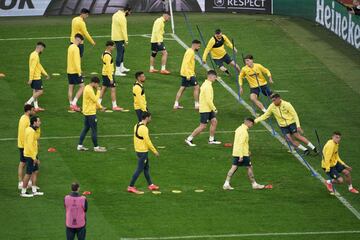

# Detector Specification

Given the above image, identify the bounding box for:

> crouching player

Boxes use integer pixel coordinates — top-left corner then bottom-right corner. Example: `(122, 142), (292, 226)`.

(223, 118), (268, 190)
(322, 131), (358, 194)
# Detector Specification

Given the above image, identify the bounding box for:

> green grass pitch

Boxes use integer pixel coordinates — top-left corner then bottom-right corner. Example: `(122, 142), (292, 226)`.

(0, 12), (360, 239)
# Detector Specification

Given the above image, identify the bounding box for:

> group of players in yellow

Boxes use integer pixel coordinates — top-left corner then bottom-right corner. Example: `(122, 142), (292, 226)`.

(17, 6), (357, 196)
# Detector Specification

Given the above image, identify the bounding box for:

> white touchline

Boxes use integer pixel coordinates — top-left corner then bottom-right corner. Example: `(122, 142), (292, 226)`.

(171, 33), (360, 220)
(120, 230), (360, 240)
(0, 130), (266, 141)
(274, 90), (289, 93)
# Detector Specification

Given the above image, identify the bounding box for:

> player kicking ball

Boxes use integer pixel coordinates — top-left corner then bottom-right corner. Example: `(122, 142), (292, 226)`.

(223, 118), (268, 190)
(322, 131), (358, 194)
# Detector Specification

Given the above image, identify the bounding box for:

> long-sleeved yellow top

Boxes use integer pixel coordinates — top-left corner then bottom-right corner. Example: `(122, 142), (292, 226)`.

(82, 85), (102, 116)
(111, 10), (128, 42)
(232, 124), (250, 157)
(322, 140), (346, 172)
(255, 100), (300, 128)
(202, 34), (233, 61)
(199, 80), (216, 113)
(133, 82), (147, 111)
(70, 16), (95, 45)
(180, 48), (195, 79)
(151, 16), (165, 43)
(24, 127), (40, 159)
(238, 63), (271, 88)
(18, 114), (30, 148)
(101, 52), (114, 81)
(67, 44), (82, 75)
(134, 122), (158, 154)
(29, 51), (47, 80)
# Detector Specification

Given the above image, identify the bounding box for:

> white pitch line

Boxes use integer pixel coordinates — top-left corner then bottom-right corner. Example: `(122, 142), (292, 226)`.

(172, 33), (360, 220)
(0, 130), (266, 141)
(274, 89), (289, 93)
(120, 230), (360, 240)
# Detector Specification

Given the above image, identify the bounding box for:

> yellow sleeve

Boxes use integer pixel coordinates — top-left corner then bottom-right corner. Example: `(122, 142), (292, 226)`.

(152, 20), (163, 43)
(202, 38), (215, 62)
(134, 86), (146, 111)
(259, 64), (271, 77)
(323, 144), (333, 172)
(238, 69), (245, 87)
(141, 127), (158, 154)
(39, 63), (48, 77)
(183, 51), (193, 79)
(121, 16), (128, 42)
(104, 55), (113, 81)
(286, 103), (300, 127)
(80, 22), (95, 45)
(255, 104), (273, 123)
(29, 55), (37, 80)
(237, 133), (246, 158)
(204, 86), (216, 111)
(73, 47), (82, 75)
(86, 87), (102, 108)
(223, 35), (234, 49)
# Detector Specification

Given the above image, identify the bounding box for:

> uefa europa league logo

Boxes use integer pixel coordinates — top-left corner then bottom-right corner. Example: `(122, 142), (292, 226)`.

(214, 0), (225, 7)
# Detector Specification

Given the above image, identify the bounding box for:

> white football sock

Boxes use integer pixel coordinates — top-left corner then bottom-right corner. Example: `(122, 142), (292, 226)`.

(72, 97), (78, 105)
(209, 136), (215, 141)
(150, 66), (154, 70)
(34, 100), (39, 108)
(161, 65), (166, 70)
(297, 144), (307, 151)
(31, 186), (37, 193)
(21, 188), (26, 194)
(326, 180), (331, 184)
(26, 97), (34, 105)
(252, 182), (258, 187)
(187, 135), (193, 141)
(261, 108), (267, 113)
(98, 98), (102, 104)
(349, 184), (353, 190)
(174, 101), (179, 106)
(112, 101), (117, 107)
(307, 142), (315, 150)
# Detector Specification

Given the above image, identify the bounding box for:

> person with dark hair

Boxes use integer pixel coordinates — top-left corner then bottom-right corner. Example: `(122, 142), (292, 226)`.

(133, 71), (148, 122)
(149, 12), (171, 75)
(255, 93), (317, 155)
(25, 42), (49, 112)
(238, 54), (273, 113)
(202, 29), (240, 75)
(98, 41), (125, 111)
(128, 112), (160, 194)
(21, 116), (43, 197)
(322, 132), (358, 194)
(77, 77), (106, 152)
(68, 34), (85, 112)
(223, 118), (267, 190)
(185, 70), (221, 146)
(173, 39), (201, 110)
(112, 5), (132, 76)
(70, 8), (95, 57)
(64, 182), (88, 240)
(17, 104), (35, 190)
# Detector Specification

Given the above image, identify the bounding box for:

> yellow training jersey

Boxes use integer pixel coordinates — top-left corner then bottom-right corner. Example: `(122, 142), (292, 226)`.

(322, 140), (346, 172)
(255, 100), (300, 128)
(111, 10), (128, 42)
(238, 63), (271, 88)
(24, 127), (39, 160)
(133, 122), (158, 154)
(18, 114), (30, 148)
(70, 16), (95, 45)
(82, 85), (102, 116)
(133, 82), (147, 111)
(199, 80), (216, 113)
(101, 51), (114, 81)
(202, 34), (233, 61)
(67, 44), (82, 75)
(29, 51), (47, 80)
(232, 124), (250, 157)
(151, 16), (165, 43)
(180, 48), (195, 79)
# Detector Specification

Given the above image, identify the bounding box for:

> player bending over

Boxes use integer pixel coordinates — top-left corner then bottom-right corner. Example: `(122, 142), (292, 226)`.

(202, 29), (240, 75)
(255, 93), (317, 155)
(322, 131), (358, 194)
(239, 54), (273, 113)
(173, 40), (201, 110)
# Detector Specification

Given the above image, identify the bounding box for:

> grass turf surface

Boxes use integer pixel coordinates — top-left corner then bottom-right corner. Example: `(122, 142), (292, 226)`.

(0, 13), (360, 239)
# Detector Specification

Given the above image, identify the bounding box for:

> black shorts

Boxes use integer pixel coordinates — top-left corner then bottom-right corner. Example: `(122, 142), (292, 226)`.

(151, 42), (166, 52)
(68, 74), (84, 85)
(213, 54), (232, 67)
(181, 76), (198, 87)
(232, 156), (252, 167)
(250, 84), (272, 97)
(31, 80), (43, 90)
(19, 148), (26, 163)
(200, 111), (216, 124)
(24, 157), (39, 174)
(280, 123), (297, 135)
(324, 162), (346, 180)
(102, 75), (116, 88)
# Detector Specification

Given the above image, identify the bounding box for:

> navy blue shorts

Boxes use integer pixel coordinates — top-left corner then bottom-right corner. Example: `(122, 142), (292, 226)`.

(19, 148), (26, 163)
(135, 109), (145, 122)
(232, 156), (252, 167)
(151, 42), (166, 52)
(280, 122), (298, 135)
(102, 75), (116, 88)
(325, 162), (346, 180)
(31, 80), (43, 90)
(213, 54), (232, 67)
(200, 111), (216, 124)
(68, 74), (84, 85)
(181, 76), (198, 87)
(24, 157), (39, 174)
(250, 84), (272, 97)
